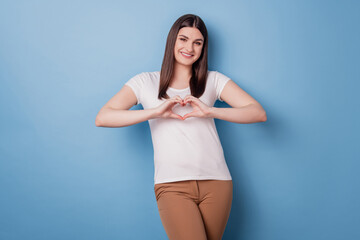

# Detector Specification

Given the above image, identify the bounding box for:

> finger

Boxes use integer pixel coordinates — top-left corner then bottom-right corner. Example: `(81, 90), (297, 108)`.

(182, 111), (195, 120)
(183, 95), (194, 103)
(184, 95), (195, 102)
(170, 112), (184, 120)
(183, 96), (190, 101)
(171, 95), (183, 102)
(172, 98), (184, 107)
(183, 94), (193, 100)
(168, 98), (182, 106)
(174, 95), (186, 106)
(184, 98), (197, 106)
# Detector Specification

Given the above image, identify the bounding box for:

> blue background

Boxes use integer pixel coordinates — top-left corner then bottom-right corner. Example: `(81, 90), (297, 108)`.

(1, 0), (359, 239)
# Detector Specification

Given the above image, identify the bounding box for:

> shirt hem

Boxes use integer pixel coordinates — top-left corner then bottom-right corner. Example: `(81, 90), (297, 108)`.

(154, 175), (232, 186)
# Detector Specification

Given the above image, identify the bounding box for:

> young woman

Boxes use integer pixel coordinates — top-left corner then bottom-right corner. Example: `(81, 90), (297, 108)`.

(96, 14), (266, 240)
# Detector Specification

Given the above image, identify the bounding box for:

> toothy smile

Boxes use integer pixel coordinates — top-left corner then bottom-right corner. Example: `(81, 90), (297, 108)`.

(181, 51), (193, 57)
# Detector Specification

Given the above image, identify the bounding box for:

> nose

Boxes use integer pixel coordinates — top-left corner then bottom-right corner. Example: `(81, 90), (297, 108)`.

(185, 41), (194, 53)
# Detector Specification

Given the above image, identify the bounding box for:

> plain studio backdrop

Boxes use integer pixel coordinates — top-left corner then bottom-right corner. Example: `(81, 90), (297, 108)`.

(0, 0), (359, 239)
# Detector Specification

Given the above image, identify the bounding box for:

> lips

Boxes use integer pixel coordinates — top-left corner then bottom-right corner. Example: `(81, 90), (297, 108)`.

(181, 51), (193, 57)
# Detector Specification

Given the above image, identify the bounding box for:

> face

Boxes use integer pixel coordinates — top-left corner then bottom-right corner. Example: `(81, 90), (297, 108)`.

(173, 27), (204, 66)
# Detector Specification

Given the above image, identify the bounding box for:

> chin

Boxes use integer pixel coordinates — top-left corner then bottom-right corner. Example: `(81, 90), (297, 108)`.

(176, 56), (198, 66)
(180, 61), (195, 67)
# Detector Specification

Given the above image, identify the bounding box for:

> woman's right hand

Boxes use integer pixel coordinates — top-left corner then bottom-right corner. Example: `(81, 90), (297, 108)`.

(154, 95), (185, 120)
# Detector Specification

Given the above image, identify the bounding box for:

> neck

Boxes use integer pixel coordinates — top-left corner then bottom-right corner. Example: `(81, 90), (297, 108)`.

(172, 62), (192, 85)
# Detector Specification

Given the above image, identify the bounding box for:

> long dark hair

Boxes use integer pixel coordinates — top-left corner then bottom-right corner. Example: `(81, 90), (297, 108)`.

(158, 14), (209, 101)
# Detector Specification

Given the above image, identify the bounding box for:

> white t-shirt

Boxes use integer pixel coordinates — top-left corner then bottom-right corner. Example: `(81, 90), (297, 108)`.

(125, 70), (232, 185)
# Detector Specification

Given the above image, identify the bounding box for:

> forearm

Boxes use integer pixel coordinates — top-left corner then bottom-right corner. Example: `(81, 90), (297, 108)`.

(95, 108), (158, 128)
(208, 103), (267, 124)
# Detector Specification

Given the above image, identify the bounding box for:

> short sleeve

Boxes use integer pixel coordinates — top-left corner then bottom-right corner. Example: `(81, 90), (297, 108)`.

(215, 71), (231, 102)
(124, 72), (145, 105)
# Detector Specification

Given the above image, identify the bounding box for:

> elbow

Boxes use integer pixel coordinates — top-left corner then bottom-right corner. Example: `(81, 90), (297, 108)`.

(252, 103), (267, 122)
(95, 116), (103, 127)
(260, 111), (267, 122)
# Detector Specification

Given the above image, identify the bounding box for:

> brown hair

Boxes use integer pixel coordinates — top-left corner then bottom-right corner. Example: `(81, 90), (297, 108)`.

(158, 14), (209, 101)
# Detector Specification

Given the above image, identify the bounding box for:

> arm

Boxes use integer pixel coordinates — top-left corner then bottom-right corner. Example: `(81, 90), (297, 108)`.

(208, 80), (267, 124)
(95, 108), (158, 128)
(95, 85), (157, 128)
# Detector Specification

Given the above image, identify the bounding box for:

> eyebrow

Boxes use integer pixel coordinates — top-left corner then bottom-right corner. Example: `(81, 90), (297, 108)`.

(178, 35), (204, 42)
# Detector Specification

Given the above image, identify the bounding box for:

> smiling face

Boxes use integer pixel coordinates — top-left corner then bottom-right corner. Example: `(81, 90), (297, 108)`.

(173, 27), (204, 67)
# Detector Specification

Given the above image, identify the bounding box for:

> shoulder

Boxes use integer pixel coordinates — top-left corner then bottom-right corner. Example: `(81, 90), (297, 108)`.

(140, 70), (160, 77)
(207, 70), (216, 77)
(135, 71), (160, 82)
(128, 71), (160, 83)
(213, 70), (231, 79)
(207, 70), (231, 83)
(207, 70), (232, 101)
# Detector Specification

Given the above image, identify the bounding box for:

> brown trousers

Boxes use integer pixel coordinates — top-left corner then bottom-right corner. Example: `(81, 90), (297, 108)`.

(154, 179), (233, 240)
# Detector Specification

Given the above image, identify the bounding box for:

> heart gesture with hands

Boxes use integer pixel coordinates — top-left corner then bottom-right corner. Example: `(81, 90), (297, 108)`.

(181, 95), (212, 120)
(155, 95), (184, 120)
(154, 95), (212, 120)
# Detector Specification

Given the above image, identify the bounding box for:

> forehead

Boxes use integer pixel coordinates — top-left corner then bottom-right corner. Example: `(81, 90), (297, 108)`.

(177, 27), (204, 40)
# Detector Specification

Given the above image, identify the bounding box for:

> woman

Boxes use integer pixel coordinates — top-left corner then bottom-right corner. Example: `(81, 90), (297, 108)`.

(95, 14), (266, 240)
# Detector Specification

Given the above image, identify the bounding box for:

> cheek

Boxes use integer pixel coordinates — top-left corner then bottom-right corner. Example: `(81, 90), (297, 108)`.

(174, 42), (182, 51)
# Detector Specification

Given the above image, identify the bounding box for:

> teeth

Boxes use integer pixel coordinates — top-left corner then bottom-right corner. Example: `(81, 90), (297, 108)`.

(181, 52), (192, 56)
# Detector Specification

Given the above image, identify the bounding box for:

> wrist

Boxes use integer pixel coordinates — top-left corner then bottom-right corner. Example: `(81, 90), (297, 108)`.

(206, 107), (216, 118)
(149, 108), (160, 119)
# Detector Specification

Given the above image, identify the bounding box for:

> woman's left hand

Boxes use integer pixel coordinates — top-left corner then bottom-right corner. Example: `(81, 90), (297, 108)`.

(181, 95), (212, 120)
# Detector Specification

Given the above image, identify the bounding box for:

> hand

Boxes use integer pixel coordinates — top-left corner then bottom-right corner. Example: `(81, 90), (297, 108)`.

(154, 95), (184, 120)
(182, 95), (212, 120)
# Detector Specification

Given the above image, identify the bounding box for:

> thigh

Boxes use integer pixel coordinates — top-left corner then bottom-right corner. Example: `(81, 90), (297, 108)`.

(154, 181), (207, 240)
(198, 180), (233, 240)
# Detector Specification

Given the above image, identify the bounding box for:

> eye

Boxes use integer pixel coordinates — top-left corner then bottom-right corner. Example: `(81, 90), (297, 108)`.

(195, 42), (202, 45)
(180, 38), (186, 41)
